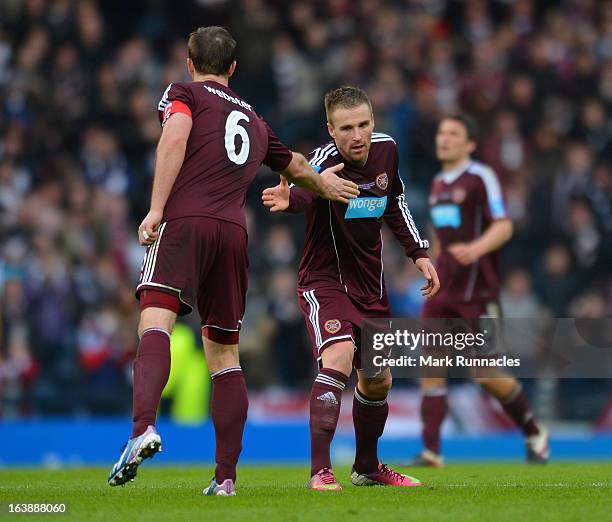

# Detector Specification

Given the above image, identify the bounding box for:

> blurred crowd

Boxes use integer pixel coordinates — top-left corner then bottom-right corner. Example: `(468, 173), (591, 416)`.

(0, 0), (611, 420)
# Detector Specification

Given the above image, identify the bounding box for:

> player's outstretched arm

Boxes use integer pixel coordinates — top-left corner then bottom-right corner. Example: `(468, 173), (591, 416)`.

(447, 218), (513, 266)
(139, 113), (192, 246)
(279, 152), (359, 204)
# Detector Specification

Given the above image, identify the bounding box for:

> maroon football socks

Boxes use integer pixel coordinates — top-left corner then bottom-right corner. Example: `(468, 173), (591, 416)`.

(352, 387), (388, 474)
(309, 368), (349, 476)
(211, 366), (249, 483)
(500, 385), (540, 436)
(421, 388), (448, 455)
(131, 328), (172, 438)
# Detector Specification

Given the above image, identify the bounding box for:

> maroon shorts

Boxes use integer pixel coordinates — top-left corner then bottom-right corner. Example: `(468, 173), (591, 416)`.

(297, 285), (390, 366)
(135, 217), (248, 332)
(421, 298), (501, 319)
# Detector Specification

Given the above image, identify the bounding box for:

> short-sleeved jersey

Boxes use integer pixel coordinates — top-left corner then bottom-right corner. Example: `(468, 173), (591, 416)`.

(428, 160), (507, 303)
(287, 133), (429, 305)
(157, 80), (292, 230)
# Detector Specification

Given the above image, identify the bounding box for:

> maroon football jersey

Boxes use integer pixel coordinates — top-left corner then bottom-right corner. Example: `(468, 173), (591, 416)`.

(428, 160), (508, 302)
(157, 80), (293, 230)
(286, 133), (429, 305)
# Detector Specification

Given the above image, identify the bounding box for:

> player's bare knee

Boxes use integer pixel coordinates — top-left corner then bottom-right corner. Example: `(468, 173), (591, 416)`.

(475, 376), (517, 399)
(321, 341), (354, 377)
(359, 374), (392, 399)
(473, 373), (507, 386)
(138, 307), (177, 338)
(202, 335), (240, 374)
(420, 377), (447, 391)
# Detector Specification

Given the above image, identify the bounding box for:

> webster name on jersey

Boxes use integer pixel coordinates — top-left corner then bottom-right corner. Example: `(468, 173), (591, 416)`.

(203, 84), (253, 112)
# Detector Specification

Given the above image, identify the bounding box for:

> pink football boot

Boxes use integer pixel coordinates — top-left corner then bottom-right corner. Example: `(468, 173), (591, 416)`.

(351, 463), (423, 487)
(307, 467), (342, 491)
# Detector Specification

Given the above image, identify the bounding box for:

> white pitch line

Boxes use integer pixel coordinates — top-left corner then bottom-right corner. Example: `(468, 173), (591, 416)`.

(444, 482), (612, 488)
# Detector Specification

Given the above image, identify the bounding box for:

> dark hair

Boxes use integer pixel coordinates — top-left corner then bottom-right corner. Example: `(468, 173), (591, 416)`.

(441, 113), (480, 142)
(324, 86), (372, 122)
(188, 26), (236, 76)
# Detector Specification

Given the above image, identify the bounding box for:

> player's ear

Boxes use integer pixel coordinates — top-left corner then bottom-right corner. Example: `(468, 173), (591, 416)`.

(187, 58), (195, 78)
(327, 121), (335, 139)
(227, 61), (237, 78)
(467, 140), (477, 154)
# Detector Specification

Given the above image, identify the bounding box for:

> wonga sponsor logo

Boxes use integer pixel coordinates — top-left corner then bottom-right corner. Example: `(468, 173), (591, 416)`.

(344, 196), (387, 219)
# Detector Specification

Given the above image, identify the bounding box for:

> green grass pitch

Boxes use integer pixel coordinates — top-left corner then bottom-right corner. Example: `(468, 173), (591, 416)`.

(2, 463), (611, 521)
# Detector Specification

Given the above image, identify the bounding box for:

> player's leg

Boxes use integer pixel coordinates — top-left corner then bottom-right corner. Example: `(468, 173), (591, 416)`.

(306, 340), (352, 491)
(132, 304), (178, 437)
(475, 375), (549, 462)
(352, 369), (391, 474)
(201, 330), (247, 497)
(412, 297), (450, 467)
(298, 286), (358, 490)
(109, 218), (194, 486)
(108, 294), (179, 486)
(412, 377), (448, 467)
(350, 369), (422, 487)
(472, 301), (549, 462)
(130, 218), (197, 440)
(198, 219), (249, 496)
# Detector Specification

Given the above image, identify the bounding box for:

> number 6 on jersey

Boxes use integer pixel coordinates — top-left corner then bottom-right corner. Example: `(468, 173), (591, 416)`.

(225, 110), (250, 165)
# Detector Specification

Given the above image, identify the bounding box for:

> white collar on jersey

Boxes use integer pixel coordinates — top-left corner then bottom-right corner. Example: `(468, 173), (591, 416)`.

(439, 159), (472, 184)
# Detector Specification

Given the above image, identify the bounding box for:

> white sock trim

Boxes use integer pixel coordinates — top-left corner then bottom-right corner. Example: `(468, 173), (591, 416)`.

(211, 366), (242, 379)
(354, 388), (387, 407)
(501, 383), (523, 404)
(141, 328), (171, 341)
(315, 373), (346, 391)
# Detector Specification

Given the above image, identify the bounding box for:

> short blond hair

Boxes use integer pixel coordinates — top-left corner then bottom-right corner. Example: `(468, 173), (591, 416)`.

(324, 86), (372, 122)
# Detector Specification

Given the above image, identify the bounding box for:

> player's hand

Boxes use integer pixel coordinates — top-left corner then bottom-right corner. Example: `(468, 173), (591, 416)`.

(415, 257), (440, 298)
(319, 163), (359, 204)
(138, 209), (162, 246)
(447, 243), (478, 266)
(262, 176), (290, 212)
